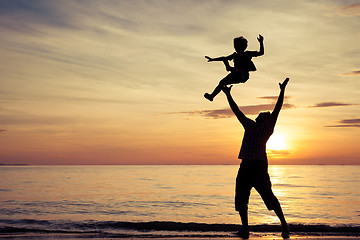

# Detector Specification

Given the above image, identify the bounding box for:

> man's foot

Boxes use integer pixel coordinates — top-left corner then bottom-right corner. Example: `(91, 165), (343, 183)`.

(281, 224), (290, 239)
(204, 93), (213, 101)
(236, 230), (249, 239)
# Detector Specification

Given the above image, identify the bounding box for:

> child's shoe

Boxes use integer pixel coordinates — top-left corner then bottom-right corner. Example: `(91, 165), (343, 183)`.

(204, 93), (213, 101)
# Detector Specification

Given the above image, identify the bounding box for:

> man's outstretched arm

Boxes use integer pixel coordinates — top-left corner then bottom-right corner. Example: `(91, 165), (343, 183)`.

(271, 78), (289, 124)
(222, 85), (251, 126)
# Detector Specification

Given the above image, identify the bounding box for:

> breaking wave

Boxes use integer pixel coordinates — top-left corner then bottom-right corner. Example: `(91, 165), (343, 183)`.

(1, 219), (359, 238)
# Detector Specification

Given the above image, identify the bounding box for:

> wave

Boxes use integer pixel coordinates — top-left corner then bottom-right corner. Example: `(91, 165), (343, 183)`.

(0, 219), (359, 237)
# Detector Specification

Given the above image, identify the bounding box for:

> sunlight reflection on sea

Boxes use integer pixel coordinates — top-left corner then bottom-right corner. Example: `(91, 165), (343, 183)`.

(0, 165), (359, 225)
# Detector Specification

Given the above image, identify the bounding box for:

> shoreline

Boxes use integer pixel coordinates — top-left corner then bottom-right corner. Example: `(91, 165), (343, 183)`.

(1, 221), (359, 239)
(1, 233), (360, 239)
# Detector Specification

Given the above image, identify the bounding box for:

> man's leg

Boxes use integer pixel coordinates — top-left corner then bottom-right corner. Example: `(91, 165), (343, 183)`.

(237, 206), (249, 239)
(235, 165), (252, 239)
(273, 205), (289, 238)
(255, 172), (290, 239)
(239, 207), (248, 228)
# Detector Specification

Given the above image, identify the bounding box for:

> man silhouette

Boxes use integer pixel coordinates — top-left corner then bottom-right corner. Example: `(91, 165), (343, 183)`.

(222, 78), (290, 239)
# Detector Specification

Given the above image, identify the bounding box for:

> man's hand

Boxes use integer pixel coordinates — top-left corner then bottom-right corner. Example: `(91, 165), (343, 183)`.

(205, 56), (213, 62)
(222, 85), (233, 95)
(226, 65), (235, 72)
(279, 78), (289, 91)
(257, 34), (264, 43)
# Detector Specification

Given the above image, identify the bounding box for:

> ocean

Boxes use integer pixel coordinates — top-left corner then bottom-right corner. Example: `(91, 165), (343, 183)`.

(0, 165), (359, 238)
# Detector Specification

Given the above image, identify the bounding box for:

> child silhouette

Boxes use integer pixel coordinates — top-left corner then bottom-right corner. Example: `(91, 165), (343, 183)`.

(204, 34), (264, 101)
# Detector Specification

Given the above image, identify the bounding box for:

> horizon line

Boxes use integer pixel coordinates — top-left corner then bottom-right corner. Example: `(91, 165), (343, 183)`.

(1, 163), (359, 166)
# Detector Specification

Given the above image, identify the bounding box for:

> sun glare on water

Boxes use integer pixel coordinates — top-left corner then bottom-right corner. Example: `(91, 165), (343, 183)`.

(267, 134), (287, 151)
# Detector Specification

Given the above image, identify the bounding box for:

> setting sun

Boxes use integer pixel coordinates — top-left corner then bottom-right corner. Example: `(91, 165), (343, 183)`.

(267, 134), (287, 151)
(0, 0), (359, 165)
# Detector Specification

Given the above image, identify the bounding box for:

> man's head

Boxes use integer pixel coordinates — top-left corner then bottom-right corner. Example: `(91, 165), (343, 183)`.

(255, 112), (271, 123)
(233, 36), (248, 53)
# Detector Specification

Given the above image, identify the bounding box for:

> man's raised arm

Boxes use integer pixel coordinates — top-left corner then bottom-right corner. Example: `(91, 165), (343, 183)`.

(222, 85), (251, 127)
(271, 78), (289, 124)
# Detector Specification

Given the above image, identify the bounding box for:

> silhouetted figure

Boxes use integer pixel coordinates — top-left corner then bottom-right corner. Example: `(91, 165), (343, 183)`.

(222, 78), (290, 239)
(204, 34), (264, 101)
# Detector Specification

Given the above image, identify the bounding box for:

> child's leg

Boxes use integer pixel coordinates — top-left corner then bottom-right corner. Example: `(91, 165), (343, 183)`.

(205, 73), (239, 100)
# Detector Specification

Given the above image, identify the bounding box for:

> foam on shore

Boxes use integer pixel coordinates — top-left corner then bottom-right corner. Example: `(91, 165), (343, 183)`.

(1, 219), (359, 239)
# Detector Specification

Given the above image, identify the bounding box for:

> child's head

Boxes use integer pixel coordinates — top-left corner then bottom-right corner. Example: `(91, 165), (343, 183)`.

(233, 36), (248, 53)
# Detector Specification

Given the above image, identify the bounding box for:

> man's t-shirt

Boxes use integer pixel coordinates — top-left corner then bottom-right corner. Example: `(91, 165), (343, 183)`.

(238, 118), (275, 161)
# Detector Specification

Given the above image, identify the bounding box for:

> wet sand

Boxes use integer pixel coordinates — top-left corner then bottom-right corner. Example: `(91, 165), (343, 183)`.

(1, 233), (359, 239)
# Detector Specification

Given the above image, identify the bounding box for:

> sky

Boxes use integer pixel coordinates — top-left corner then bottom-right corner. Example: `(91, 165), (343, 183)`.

(0, 0), (359, 165)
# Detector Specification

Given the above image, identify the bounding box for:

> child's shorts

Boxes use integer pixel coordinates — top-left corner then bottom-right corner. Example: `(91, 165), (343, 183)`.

(221, 70), (249, 85)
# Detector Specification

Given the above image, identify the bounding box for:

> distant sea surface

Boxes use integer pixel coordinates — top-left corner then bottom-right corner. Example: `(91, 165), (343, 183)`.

(0, 165), (359, 238)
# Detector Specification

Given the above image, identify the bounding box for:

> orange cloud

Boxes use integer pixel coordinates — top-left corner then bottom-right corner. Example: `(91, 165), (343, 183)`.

(326, 117), (360, 128)
(310, 102), (356, 108)
(165, 94), (296, 119)
(267, 150), (291, 157)
(167, 103), (296, 119)
(257, 96), (292, 101)
(341, 70), (360, 76)
(328, 3), (360, 16)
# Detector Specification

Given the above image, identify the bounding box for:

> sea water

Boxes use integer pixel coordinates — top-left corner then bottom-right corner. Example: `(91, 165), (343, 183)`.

(0, 165), (359, 237)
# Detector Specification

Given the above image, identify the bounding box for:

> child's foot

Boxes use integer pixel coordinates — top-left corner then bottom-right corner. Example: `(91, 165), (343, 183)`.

(281, 224), (290, 239)
(204, 93), (213, 101)
(236, 229), (249, 239)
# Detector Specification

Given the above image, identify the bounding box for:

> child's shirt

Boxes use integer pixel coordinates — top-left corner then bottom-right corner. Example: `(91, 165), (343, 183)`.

(228, 51), (261, 72)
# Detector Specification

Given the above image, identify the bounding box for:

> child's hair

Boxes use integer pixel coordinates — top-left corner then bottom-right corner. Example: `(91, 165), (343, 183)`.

(233, 36), (248, 52)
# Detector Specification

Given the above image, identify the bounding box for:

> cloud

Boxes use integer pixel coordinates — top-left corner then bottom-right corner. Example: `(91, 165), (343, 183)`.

(326, 124), (360, 128)
(326, 118), (360, 128)
(328, 3), (360, 16)
(257, 96), (292, 101)
(267, 150), (291, 156)
(0, 129), (6, 133)
(165, 94), (296, 119)
(310, 102), (356, 108)
(0, 113), (76, 126)
(340, 118), (360, 124)
(0, 1), (78, 34)
(181, 109), (233, 119)
(167, 103), (296, 119)
(341, 70), (360, 76)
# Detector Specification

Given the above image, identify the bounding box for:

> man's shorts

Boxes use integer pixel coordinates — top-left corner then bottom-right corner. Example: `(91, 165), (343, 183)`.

(235, 160), (280, 211)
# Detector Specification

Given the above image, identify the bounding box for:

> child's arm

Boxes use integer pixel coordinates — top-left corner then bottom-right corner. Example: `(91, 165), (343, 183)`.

(205, 53), (234, 62)
(206, 54), (234, 72)
(251, 34), (264, 57)
(223, 60), (233, 72)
